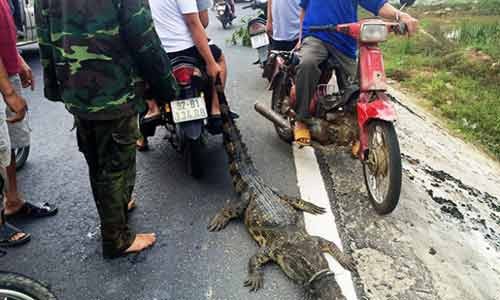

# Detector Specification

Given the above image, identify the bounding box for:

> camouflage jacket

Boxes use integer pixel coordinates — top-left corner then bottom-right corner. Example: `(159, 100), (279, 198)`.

(35, 0), (178, 120)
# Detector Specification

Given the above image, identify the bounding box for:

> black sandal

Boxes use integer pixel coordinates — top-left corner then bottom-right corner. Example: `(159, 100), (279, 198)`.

(5, 202), (58, 220)
(0, 210), (31, 247)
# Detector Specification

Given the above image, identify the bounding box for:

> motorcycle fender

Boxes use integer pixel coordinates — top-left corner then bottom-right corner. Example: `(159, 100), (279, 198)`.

(268, 65), (284, 91)
(357, 93), (397, 159)
(178, 120), (204, 140)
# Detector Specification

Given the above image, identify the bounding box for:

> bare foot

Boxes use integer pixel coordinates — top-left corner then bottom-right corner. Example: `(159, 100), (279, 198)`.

(144, 101), (161, 119)
(124, 233), (156, 254)
(127, 198), (136, 211)
(3, 195), (25, 215)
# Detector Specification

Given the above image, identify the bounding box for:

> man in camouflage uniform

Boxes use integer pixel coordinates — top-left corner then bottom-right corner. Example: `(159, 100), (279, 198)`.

(35, 0), (178, 258)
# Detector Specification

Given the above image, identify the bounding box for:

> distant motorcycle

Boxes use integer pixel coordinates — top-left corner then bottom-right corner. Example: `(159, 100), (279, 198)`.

(215, 0), (235, 29)
(256, 19), (412, 214)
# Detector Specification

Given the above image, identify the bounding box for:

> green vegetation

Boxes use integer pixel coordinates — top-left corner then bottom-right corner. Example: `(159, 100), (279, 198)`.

(382, 1), (500, 159)
(230, 17), (252, 47)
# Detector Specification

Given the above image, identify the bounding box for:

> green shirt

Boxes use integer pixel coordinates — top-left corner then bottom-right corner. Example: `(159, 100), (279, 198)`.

(35, 0), (178, 120)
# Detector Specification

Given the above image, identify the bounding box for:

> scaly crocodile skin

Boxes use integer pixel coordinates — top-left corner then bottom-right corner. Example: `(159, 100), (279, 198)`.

(208, 98), (356, 299)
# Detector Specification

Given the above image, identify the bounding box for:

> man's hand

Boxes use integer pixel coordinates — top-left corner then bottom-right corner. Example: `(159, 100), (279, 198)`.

(207, 62), (222, 83)
(4, 91), (27, 123)
(18, 56), (34, 90)
(266, 21), (273, 36)
(399, 13), (419, 36)
(294, 39), (302, 50)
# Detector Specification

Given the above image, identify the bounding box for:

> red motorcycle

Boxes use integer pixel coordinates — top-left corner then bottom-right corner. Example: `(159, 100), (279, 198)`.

(255, 19), (409, 214)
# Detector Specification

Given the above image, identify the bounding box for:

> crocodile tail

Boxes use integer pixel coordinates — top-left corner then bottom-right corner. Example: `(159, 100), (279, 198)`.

(218, 94), (256, 178)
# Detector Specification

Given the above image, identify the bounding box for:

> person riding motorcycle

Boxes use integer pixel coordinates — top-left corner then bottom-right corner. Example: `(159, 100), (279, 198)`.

(266, 0), (301, 51)
(293, 0), (418, 146)
(141, 0), (229, 142)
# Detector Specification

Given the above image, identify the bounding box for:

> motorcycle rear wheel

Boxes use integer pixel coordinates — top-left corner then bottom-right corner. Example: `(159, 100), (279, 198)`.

(14, 146), (30, 171)
(362, 120), (402, 215)
(271, 79), (293, 143)
(0, 272), (56, 300)
(184, 137), (204, 179)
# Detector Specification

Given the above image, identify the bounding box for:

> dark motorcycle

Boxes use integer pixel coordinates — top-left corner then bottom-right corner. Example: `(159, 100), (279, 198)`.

(215, 0), (235, 29)
(242, 0), (268, 17)
(243, 0), (269, 67)
(142, 57), (218, 178)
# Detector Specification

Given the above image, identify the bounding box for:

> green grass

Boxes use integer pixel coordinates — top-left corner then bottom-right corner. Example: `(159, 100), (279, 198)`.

(382, 5), (500, 159)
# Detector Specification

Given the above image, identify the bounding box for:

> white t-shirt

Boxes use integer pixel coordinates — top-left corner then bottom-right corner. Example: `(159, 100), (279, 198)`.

(149, 0), (199, 53)
(272, 0), (301, 41)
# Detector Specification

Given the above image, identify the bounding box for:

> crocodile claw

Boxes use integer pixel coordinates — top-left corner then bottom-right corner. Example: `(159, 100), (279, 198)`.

(302, 202), (326, 215)
(207, 212), (230, 232)
(244, 273), (264, 292)
(339, 255), (357, 272)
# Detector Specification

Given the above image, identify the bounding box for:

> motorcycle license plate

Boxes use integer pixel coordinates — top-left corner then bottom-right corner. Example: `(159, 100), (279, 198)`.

(171, 97), (208, 123)
(251, 33), (269, 49)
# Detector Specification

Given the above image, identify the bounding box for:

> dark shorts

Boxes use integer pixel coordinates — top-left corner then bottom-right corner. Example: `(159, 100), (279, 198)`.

(270, 38), (299, 52)
(167, 44), (223, 67)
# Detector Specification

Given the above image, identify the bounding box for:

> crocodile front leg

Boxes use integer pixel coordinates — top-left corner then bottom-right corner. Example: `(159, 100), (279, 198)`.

(281, 195), (326, 215)
(315, 236), (356, 272)
(244, 247), (273, 292)
(208, 191), (252, 232)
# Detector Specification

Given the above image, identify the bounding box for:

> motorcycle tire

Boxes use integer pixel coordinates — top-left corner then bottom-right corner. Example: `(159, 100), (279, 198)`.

(184, 137), (203, 179)
(222, 21), (228, 29)
(14, 146), (30, 171)
(362, 120), (402, 215)
(0, 271), (57, 300)
(271, 78), (293, 143)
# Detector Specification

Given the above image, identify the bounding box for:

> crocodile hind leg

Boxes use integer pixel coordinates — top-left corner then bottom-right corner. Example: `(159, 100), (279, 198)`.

(315, 236), (356, 272)
(208, 191), (251, 232)
(280, 195), (326, 215)
(244, 247), (273, 291)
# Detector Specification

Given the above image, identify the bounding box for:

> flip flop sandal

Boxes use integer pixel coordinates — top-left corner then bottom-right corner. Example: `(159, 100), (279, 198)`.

(207, 115), (224, 135)
(142, 113), (161, 123)
(294, 127), (312, 147)
(5, 202), (58, 220)
(0, 210), (31, 247)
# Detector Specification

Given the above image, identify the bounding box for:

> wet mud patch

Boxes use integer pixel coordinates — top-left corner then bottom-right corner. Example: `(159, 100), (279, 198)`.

(317, 147), (439, 300)
(402, 153), (500, 251)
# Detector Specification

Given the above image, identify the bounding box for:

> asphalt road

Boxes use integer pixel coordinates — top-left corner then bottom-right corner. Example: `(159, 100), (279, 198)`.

(1, 6), (304, 300)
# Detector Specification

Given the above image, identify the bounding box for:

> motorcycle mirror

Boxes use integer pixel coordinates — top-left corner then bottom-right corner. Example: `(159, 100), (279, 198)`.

(399, 0), (416, 8)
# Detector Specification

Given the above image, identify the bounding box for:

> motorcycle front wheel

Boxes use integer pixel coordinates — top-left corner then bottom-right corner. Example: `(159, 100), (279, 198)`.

(14, 146), (30, 170)
(0, 272), (56, 300)
(362, 120), (402, 215)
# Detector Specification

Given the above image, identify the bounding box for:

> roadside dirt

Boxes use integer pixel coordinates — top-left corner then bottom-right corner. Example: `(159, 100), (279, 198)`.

(319, 85), (500, 300)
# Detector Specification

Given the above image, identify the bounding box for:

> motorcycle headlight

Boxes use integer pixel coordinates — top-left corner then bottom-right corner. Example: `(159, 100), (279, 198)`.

(360, 23), (388, 43)
(256, 0), (268, 4)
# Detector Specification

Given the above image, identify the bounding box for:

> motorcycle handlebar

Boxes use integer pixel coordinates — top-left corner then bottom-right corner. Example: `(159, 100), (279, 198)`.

(308, 25), (337, 32)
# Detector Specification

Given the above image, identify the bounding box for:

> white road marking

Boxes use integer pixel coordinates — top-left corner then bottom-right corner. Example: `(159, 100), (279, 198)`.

(293, 144), (359, 300)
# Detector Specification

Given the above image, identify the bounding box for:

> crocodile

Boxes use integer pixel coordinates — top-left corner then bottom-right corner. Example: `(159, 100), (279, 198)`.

(208, 96), (356, 299)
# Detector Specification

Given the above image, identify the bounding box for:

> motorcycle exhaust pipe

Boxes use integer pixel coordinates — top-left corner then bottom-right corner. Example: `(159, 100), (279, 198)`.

(254, 102), (291, 130)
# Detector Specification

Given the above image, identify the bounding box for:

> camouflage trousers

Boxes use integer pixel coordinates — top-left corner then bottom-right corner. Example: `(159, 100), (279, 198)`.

(75, 115), (138, 258)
